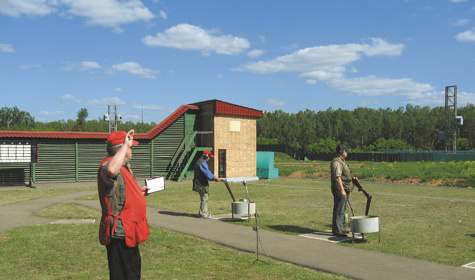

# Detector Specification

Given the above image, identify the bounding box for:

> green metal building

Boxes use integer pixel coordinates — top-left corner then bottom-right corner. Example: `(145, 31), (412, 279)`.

(0, 100), (263, 185)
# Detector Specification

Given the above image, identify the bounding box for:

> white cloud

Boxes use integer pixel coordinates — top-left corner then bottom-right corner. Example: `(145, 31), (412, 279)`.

(60, 61), (102, 71)
(132, 103), (167, 110)
(123, 114), (139, 121)
(299, 67), (346, 81)
(454, 19), (470, 26)
(0, 0), (155, 29)
(458, 91), (475, 106)
(114, 88), (124, 92)
(327, 75), (434, 97)
(79, 61), (101, 71)
(0, 0), (58, 17)
(450, 0), (467, 3)
(159, 10), (167, 20)
(359, 100), (380, 107)
(62, 0), (154, 27)
(236, 38), (442, 105)
(0, 43), (14, 52)
(61, 94), (83, 103)
(247, 49), (265, 58)
(86, 97), (127, 107)
(112, 62), (160, 79)
(455, 29), (475, 42)
(236, 38), (403, 74)
(361, 38), (404, 57)
(142, 23), (250, 56)
(37, 110), (66, 116)
(264, 99), (285, 106)
(326, 75), (443, 108)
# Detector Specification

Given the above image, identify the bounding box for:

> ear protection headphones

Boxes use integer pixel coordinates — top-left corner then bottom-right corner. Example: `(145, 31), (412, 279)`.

(336, 143), (345, 154)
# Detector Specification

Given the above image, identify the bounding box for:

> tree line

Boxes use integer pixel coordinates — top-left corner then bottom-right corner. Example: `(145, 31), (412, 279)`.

(0, 106), (156, 134)
(2, 104), (475, 152)
(257, 104), (475, 152)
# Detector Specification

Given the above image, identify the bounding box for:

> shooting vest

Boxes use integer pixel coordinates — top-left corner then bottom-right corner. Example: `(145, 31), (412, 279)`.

(193, 158), (209, 193)
(97, 157), (150, 248)
(331, 156), (354, 192)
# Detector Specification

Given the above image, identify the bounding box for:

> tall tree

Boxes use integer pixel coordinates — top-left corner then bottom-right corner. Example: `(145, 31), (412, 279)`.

(0, 106), (35, 129)
(295, 109), (317, 150)
(73, 108), (88, 131)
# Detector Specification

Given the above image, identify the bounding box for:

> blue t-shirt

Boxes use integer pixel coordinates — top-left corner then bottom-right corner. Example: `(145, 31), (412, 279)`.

(199, 160), (215, 180)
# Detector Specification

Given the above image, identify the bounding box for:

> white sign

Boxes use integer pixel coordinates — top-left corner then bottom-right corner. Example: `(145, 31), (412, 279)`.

(0, 144), (32, 163)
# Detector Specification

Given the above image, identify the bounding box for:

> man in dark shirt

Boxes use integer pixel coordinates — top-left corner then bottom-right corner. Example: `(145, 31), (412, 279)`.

(193, 150), (222, 218)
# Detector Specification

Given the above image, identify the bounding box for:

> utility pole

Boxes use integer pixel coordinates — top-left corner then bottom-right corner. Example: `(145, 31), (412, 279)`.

(103, 105), (122, 133)
(443, 86), (463, 154)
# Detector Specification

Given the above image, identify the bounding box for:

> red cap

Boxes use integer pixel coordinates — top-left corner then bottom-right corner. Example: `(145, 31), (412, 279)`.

(203, 149), (214, 158)
(108, 131), (139, 146)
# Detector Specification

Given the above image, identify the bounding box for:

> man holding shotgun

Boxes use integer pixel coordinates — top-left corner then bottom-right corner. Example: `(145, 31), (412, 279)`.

(330, 144), (359, 237)
(193, 150), (222, 218)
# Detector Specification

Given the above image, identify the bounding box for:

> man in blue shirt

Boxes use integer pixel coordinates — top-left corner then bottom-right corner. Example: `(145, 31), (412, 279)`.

(193, 150), (222, 218)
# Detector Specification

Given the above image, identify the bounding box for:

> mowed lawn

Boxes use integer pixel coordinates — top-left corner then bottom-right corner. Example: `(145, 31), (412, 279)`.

(1, 158), (474, 279)
(146, 178), (475, 267)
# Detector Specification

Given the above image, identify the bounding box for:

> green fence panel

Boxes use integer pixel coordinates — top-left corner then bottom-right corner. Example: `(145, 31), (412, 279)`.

(77, 142), (107, 182)
(35, 142), (76, 183)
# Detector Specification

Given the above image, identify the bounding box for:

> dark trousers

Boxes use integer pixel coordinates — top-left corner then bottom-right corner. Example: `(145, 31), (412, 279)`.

(332, 189), (348, 233)
(106, 238), (141, 280)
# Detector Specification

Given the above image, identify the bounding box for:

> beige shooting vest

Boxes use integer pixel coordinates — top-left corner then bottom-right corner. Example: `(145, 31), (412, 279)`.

(331, 156), (354, 192)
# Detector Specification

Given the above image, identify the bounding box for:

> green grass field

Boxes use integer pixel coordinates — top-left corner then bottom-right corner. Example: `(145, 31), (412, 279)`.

(1, 222), (345, 280)
(274, 152), (475, 188)
(1, 158), (475, 278)
(0, 186), (346, 279)
(144, 179), (475, 267)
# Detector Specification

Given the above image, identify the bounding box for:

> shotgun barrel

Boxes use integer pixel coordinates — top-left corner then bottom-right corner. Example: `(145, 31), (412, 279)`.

(352, 178), (372, 216)
(223, 180), (236, 202)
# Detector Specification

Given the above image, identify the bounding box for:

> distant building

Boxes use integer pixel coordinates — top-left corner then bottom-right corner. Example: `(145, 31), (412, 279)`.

(0, 100), (262, 185)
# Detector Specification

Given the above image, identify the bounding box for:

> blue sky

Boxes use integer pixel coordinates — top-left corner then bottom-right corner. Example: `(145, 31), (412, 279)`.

(1, 0), (475, 124)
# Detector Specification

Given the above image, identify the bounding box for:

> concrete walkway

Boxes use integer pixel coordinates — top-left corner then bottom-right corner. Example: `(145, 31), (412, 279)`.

(1, 184), (474, 280)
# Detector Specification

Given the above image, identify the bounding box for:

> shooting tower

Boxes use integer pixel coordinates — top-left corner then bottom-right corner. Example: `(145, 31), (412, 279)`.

(444, 85), (463, 154)
(103, 105), (122, 133)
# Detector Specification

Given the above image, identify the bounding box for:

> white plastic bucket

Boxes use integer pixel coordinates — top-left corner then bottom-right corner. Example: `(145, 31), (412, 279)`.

(231, 201), (255, 215)
(350, 215), (379, 233)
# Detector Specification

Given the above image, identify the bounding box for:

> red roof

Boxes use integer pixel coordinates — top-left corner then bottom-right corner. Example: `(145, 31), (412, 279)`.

(0, 130), (110, 140)
(193, 100), (263, 118)
(0, 101), (260, 140)
(0, 104), (199, 141)
(144, 104), (199, 138)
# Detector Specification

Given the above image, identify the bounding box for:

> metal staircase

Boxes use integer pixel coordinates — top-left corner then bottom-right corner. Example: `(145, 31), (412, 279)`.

(166, 131), (212, 181)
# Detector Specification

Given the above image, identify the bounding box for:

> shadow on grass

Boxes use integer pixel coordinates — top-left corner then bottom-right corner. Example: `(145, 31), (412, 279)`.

(158, 211), (198, 218)
(268, 225), (316, 234)
(345, 238), (369, 244)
